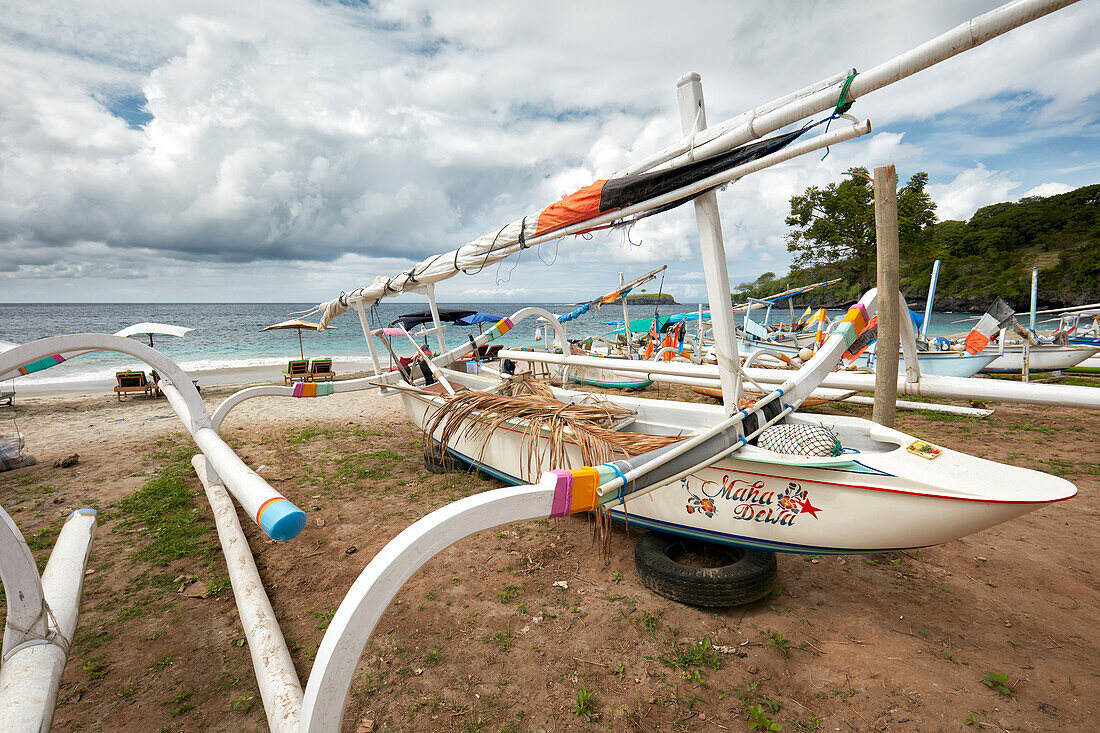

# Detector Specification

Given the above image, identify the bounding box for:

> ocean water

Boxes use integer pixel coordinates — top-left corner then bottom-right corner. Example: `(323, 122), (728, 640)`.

(0, 302), (978, 392)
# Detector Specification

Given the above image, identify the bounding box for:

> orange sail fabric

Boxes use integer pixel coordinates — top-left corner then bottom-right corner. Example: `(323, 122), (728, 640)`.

(535, 180), (608, 236)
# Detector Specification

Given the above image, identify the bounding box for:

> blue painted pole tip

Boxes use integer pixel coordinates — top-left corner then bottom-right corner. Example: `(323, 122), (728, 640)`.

(260, 501), (307, 542)
(68, 508), (98, 520)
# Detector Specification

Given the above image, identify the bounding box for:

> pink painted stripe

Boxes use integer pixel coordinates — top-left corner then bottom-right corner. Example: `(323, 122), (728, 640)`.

(292, 382), (304, 397)
(502, 317), (514, 329)
(549, 469), (573, 517)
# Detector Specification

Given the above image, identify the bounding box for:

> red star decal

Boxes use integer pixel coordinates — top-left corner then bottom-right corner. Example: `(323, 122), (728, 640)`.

(797, 498), (822, 518)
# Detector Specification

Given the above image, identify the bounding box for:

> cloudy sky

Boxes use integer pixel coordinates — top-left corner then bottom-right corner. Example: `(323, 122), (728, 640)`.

(1, 0), (1097, 305)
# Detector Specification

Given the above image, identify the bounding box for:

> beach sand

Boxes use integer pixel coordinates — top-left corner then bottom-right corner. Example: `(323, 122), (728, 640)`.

(1, 376), (1097, 732)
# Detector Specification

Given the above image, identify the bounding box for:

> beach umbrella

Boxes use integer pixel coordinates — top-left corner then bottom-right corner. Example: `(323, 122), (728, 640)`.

(116, 322), (194, 347)
(456, 312), (502, 326)
(260, 318), (335, 360)
(456, 311), (503, 334)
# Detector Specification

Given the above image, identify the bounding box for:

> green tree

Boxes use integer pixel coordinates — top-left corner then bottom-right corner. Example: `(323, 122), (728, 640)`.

(785, 168), (937, 290)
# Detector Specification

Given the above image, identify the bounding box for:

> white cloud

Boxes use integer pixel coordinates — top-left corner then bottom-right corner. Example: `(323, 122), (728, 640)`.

(1020, 182), (1073, 199)
(0, 0), (1096, 302)
(927, 165), (1021, 221)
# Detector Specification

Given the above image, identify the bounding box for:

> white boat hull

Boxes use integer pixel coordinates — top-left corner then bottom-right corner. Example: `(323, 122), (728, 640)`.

(399, 372), (1075, 555)
(547, 360), (653, 389)
(738, 338), (997, 378)
(982, 345), (1099, 373)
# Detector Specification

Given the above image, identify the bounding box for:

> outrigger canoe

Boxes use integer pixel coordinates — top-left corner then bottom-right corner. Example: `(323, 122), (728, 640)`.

(400, 364), (1076, 555)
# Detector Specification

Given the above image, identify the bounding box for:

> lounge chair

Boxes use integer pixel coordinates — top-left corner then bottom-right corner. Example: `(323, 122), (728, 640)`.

(475, 344), (503, 360)
(283, 360), (309, 384)
(114, 371), (152, 401)
(308, 358), (335, 382)
(0, 389), (13, 408)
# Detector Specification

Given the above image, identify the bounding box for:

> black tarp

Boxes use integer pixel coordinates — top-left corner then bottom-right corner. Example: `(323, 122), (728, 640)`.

(599, 129), (807, 212)
(392, 310), (477, 331)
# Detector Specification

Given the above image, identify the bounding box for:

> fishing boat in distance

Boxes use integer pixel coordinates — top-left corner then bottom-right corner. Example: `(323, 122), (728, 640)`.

(545, 267), (669, 390)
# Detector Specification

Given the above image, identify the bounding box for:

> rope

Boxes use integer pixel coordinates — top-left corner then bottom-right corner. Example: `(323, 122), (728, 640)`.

(2, 599), (70, 661)
(463, 222), (510, 276)
(537, 237), (560, 266)
(687, 106), (704, 160)
(821, 70), (859, 160)
(495, 217), (527, 285)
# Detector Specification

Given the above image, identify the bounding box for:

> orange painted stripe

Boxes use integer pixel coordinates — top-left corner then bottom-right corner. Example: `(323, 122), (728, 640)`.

(569, 467), (600, 513)
(255, 497), (284, 524)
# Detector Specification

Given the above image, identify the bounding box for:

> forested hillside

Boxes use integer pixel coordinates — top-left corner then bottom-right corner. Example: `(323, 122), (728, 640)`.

(735, 181), (1099, 311)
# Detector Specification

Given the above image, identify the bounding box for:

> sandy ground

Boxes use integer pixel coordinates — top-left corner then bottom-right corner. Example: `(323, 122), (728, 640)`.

(0, 375), (1097, 732)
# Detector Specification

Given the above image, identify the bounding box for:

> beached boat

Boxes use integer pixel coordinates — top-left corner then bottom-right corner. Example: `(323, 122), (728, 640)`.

(982, 343), (1099, 373)
(1058, 309), (1100, 348)
(736, 335), (998, 378)
(544, 268), (668, 389)
(303, 28), (1079, 563)
(401, 367), (1074, 554)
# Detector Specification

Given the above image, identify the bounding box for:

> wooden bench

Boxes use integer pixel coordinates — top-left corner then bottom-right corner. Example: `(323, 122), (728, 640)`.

(283, 360), (309, 384)
(114, 371), (152, 401)
(308, 358), (335, 382)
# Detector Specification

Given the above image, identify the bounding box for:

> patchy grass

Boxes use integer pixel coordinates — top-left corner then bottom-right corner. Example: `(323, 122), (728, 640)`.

(659, 636), (720, 677)
(83, 653), (109, 680)
(982, 671), (1013, 696)
(571, 687), (600, 722)
(117, 444), (216, 568)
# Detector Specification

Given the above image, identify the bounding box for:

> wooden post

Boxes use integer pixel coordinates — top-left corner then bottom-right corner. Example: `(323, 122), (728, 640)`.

(676, 73), (741, 413)
(873, 164), (900, 427)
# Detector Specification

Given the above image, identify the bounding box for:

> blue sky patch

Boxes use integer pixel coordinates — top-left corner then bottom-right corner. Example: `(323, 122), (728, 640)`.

(102, 92), (154, 130)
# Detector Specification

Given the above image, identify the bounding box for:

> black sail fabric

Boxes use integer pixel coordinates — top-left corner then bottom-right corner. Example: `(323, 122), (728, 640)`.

(598, 129), (807, 212)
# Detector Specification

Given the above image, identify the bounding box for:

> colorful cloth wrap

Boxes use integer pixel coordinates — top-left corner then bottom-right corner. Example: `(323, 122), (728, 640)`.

(547, 467), (601, 517)
(832, 303), (866, 347)
(841, 303), (868, 334)
(292, 382), (335, 397)
(18, 354), (66, 375)
(486, 318), (514, 341)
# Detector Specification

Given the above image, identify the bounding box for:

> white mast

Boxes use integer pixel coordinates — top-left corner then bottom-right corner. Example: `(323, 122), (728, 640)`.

(676, 73), (742, 412)
(620, 273), (633, 356)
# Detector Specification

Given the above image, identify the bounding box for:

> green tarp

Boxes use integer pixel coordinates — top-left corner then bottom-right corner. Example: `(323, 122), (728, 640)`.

(607, 316), (669, 336)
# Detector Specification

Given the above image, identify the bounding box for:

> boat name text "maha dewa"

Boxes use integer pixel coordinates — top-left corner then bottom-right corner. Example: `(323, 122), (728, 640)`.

(684, 475), (821, 526)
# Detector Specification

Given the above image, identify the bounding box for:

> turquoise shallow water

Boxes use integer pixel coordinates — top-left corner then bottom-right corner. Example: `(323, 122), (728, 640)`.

(0, 302), (978, 391)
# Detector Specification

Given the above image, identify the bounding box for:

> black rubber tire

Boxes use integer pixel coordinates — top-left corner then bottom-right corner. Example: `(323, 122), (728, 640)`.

(634, 531), (777, 607)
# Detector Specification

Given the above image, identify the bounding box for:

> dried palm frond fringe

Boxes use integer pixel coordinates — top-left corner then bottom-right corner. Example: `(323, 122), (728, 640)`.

(422, 389), (683, 484)
(422, 387), (684, 559)
(495, 372), (555, 399)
